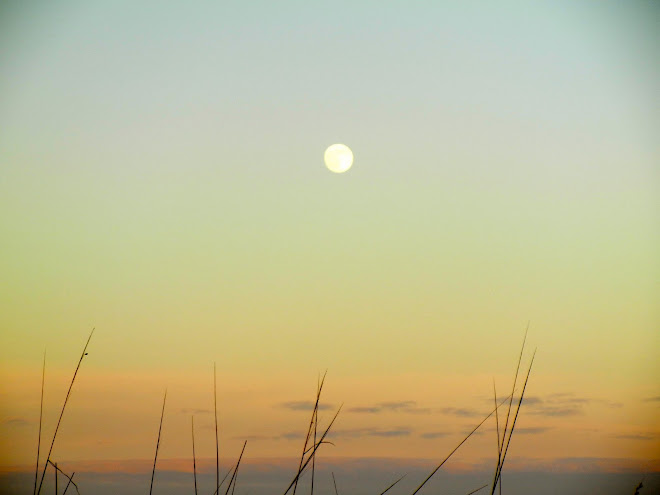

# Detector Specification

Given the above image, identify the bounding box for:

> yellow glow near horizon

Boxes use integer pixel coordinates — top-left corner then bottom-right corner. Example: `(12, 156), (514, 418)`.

(324, 144), (354, 173)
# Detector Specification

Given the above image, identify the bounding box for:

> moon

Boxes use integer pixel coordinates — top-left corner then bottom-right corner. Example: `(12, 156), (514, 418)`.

(324, 144), (354, 173)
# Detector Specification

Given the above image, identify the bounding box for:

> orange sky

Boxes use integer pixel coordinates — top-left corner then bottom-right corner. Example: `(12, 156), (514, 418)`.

(1, 0), (658, 477)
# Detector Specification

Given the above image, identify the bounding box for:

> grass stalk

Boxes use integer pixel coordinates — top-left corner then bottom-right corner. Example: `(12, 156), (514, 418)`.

(214, 362), (220, 495)
(61, 472), (75, 495)
(331, 472), (339, 495)
(36, 329), (94, 495)
(379, 474), (406, 495)
(410, 396), (510, 495)
(493, 350), (536, 491)
(149, 389), (167, 495)
(466, 484), (489, 495)
(212, 465), (234, 495)
(192, 416), (198, 495)
(47, 460), (79, 495)
(33, 349), (46, 495)
(282, 404), (342, 495)
(292, 372), (326, 495)
(489, 324), (528, 495)
(224, 440), (247, 495)
(54, 462), (57, 495)
(311, 374), (320, 495)
(492, 379), (501, 495)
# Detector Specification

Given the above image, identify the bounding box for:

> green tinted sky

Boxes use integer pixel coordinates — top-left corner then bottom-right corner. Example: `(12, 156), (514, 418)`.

(0, 0), (658, 466)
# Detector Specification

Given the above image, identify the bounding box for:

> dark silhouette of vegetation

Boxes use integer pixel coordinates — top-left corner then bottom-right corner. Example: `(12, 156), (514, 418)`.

(33, 327), (647, 495)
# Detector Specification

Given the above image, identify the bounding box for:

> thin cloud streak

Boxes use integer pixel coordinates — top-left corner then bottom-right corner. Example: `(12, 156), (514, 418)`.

(280, 401), (334, 411)
(346, 400), (430, 415)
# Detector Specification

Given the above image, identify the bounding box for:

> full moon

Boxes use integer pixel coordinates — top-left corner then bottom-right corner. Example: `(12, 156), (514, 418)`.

(324, 144), (354, 173)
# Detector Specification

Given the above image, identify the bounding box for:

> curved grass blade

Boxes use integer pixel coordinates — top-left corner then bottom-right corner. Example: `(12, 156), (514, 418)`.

(61, 472), (75, 495)
(410, 396), (510, 495)
(492, 350), (536, 491)
(192, 416), (198, 495)
(379, 473), (407, 495)
(282, 405), (342, 495)
(224, 440), (247, 495)
(47, 460), (80, 495)
(293, 372), (326, 495)
(466, 483), (488, 495)
(211, 464), (234, 495)
(36, 329), (94, 495)
(149, 389), (167, 495)
(214, 362), (220, 494)
(33, 349), (46, 495)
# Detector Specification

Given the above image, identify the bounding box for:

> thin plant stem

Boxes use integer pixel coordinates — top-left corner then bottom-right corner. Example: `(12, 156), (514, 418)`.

(492, 379), (502, 495)
(224, 440), (247, 495)
(36, 329), (94, 495)
(311, 374), (319, 495)
(231, 463), (239, 495)
(61, 472), (74, 495)
(493, 379), (501, 457)
(54, 462), (57, 495)
(192, 416), (198, 495)
(501, 324), (528, 448)
(331, 472), (339, 495)
(292, 372), (326, 495)
(379, 474), (406, 495)
(214, 362), (220, 495)
(466, 484), (489, 495)
(410, 396), (510, 495)
(211, 465), (234, 495)
(493, 350), (536, 490)
(47, 461), (80, 495)
(34, 349), (46, 495)
(282, 405), (342, 495)
(149, 389), (167, 495)
(490, 324), (528, 495)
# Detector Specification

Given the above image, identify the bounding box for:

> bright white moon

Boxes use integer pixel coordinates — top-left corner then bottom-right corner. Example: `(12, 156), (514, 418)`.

(324, 144), (354, 173)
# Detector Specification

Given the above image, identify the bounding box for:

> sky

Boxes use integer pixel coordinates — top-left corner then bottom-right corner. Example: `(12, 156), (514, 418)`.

(0, 0), (658, 492)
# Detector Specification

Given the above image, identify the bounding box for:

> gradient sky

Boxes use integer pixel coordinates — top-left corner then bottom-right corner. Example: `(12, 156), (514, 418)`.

(1, 0), (658, 478)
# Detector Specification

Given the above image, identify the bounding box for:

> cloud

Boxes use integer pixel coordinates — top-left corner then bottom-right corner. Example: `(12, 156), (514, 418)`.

(369, 429), (411, 438)
(348, 406), (382, 414)
(421, 431), (449, 439)
(547, 394), (590, 405)
(279, 431), (304, 440)
(499, 393), (622, 417)
(496, 392), (624, 417)
(643, 395), (660, 403)
(2, 417), (31, 427)
(528, 406), (582, 417)
(514, 427), (552, 435)
(612, 433), (656, 441)
(440, 407), (481, 418)
(280, 401), (334, 411)
(595, 399), (623, 408)
(514, 396), (543, 406)
(405, 407), (434, 415)
(327, 428), (374, 439)
(379, 401), (417, 411)
(327, 427), (413, 439)
(346, 400), (431, 415)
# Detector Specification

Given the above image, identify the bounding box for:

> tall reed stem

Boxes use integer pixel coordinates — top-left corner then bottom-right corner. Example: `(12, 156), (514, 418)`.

(36, 329), (94, 495)
(192, 416), (198, 495)
(149, 389), (167, 495)
(33, 350), (46, 495)
(214, 362), (220, 495)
